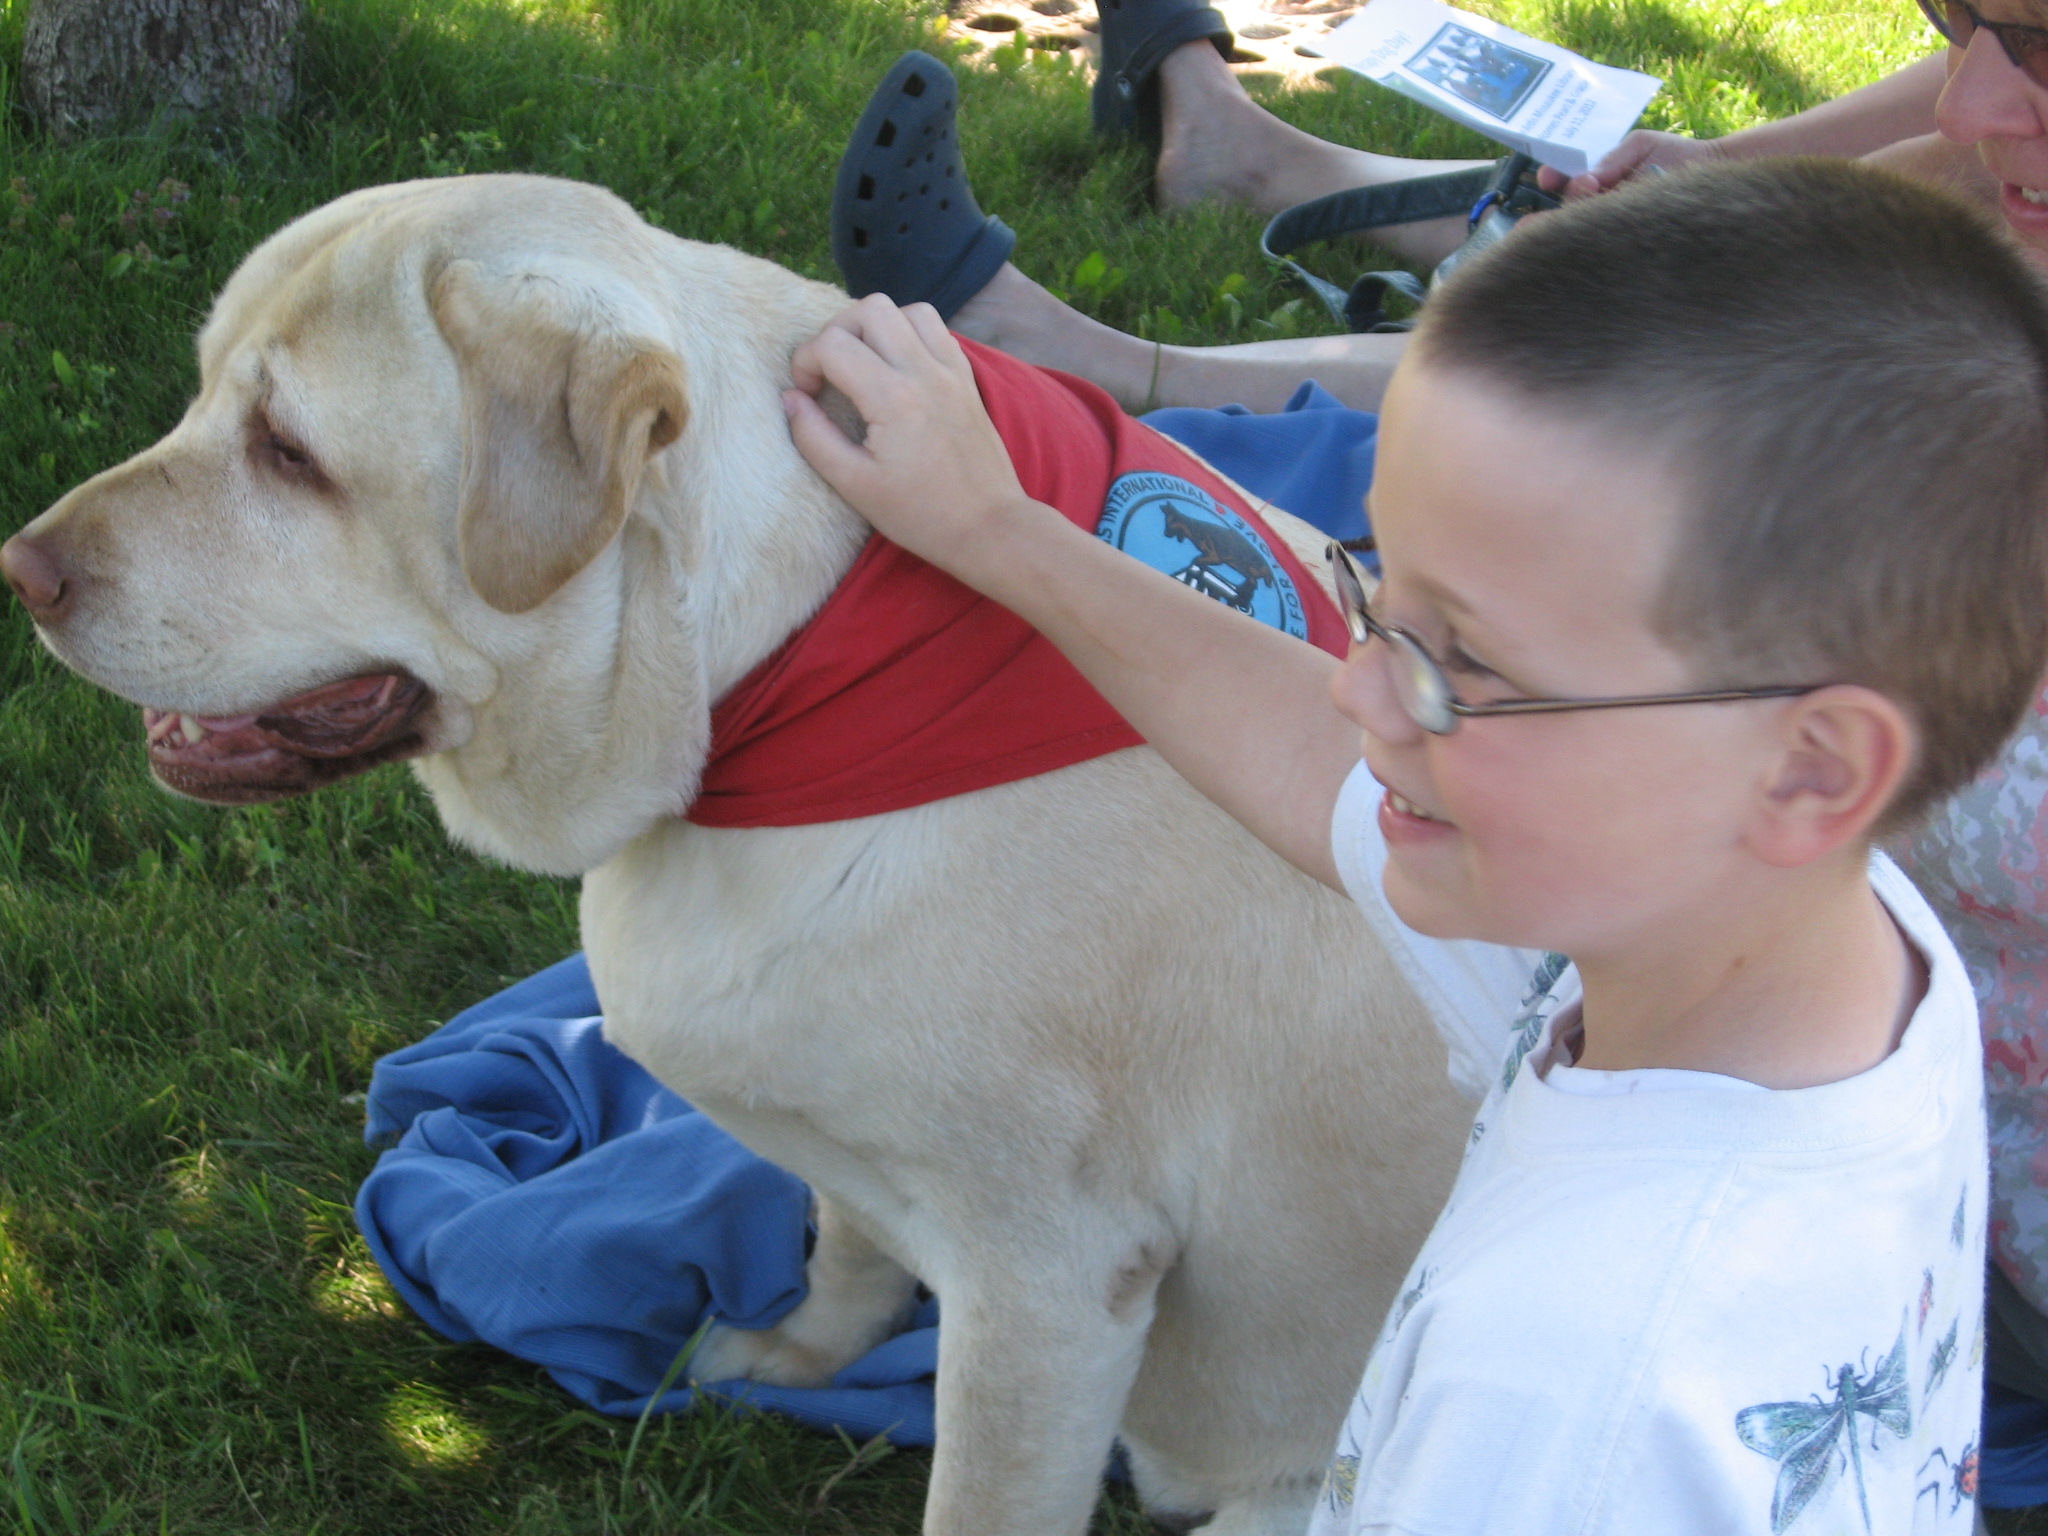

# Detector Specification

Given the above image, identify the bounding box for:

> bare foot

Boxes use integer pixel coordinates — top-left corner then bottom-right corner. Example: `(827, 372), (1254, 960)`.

(1149, 39), (1488, 266)
(1153, 39), (1347, 214)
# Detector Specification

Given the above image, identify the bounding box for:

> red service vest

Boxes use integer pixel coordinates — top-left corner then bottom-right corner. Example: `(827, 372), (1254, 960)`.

(684, 337), (1346, 829)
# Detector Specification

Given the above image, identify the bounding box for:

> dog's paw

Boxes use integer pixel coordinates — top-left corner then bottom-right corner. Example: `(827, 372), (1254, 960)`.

(687, 1319), (843, 1390)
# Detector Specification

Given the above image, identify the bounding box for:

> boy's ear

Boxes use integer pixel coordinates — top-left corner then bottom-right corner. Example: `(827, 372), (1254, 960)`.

(1746, 686), (1918, 867)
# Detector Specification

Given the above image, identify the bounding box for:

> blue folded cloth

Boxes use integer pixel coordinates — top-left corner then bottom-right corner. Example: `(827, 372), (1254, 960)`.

(1145, 380), (1378, 549)
(355, 953), (939, 1443)
(1984, 1381), (2048, 1508)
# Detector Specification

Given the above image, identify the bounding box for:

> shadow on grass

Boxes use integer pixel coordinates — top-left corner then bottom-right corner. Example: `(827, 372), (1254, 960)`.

(1542, 0), (1822, 113)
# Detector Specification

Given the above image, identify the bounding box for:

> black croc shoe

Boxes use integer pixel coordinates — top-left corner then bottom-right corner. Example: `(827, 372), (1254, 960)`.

(1092, 0), (1233, 142)
(831, 51), (1017, 322)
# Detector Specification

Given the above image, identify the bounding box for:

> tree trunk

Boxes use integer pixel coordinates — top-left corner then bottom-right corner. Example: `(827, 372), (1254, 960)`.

(21, 0), (304, 142)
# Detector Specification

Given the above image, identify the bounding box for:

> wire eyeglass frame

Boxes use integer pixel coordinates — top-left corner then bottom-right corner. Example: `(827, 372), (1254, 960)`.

(1324, 540), (1821, 736)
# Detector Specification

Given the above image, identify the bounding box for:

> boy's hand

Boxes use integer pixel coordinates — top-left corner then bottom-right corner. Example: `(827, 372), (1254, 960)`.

(785, 294), (1038, 576)
(786, 299), (1356, 892)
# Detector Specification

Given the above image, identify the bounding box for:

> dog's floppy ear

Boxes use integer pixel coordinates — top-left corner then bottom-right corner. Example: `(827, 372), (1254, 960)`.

(431, 259), (688, 614)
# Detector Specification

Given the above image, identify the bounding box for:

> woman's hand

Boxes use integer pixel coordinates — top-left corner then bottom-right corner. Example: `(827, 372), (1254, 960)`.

(1537, 130), (1727, 199)
(784, 294), (1040, 577)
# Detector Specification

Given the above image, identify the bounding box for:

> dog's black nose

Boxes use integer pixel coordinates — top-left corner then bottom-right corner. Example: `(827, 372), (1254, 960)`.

(0, 531), (72, 624)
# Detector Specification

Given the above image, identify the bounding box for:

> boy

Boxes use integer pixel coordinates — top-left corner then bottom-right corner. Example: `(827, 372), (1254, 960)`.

(783, 160), (2048, 1531)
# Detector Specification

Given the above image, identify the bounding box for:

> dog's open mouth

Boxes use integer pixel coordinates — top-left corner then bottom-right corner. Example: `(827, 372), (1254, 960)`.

(142, 672), (432, 804)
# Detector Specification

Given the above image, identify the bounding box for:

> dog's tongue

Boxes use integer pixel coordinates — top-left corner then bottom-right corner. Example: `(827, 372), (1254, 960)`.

(143, 672), (430, 803)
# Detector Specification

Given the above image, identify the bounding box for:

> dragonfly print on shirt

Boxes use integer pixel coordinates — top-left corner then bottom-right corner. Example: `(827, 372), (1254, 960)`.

(1499, 951), (1569, 1091)
(1736, 1327), (1912, 1534)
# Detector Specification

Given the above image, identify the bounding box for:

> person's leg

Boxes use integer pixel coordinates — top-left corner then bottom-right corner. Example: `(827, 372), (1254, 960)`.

(1151, 40), (1490, 266)
(831, 49), (1410, 415)
(953, 261), (1408, 414)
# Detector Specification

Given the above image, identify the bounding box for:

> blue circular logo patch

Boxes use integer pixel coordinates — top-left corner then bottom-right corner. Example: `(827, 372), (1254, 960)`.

(1096, 472), (1308, 639)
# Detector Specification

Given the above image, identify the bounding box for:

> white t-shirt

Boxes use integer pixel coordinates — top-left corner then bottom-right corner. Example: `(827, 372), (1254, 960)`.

(1313, 762), (1989, 1536)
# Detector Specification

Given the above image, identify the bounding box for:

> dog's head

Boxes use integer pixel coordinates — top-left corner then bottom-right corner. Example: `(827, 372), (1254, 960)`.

(1, 174), (846, 872)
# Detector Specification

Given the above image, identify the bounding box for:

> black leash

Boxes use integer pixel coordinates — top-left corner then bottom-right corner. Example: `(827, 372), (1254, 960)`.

(1259, 155), (1560, 331)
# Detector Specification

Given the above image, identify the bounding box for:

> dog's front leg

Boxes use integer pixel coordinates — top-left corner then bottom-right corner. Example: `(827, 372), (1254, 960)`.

(921, 1239), (1170, 1536)
(690, 1196), (920, 1389)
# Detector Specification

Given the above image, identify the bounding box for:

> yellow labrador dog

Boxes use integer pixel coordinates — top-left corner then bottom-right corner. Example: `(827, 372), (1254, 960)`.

(2, 174), (1469, 1536)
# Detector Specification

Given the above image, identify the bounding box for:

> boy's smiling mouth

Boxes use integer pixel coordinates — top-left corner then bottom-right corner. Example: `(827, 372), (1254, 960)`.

(1386, 788), (1448, 825)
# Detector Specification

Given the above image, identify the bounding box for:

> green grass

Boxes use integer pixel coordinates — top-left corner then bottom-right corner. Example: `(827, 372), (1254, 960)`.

(0, 0), (1941, 1529)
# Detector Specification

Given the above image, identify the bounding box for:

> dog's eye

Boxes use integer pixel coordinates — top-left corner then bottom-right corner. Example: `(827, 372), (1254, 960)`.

(250, 417), (335, 493)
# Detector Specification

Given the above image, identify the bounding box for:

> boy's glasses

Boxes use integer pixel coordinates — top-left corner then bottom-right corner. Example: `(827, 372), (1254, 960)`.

(1325, 541), (1821, 736)
(1916, 0), (2048, 86)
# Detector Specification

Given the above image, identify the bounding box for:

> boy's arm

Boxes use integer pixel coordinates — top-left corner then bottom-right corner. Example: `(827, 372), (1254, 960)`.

(783, 296), (1362, 891)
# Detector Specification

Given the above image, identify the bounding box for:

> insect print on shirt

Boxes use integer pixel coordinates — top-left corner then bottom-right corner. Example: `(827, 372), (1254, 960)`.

(1735, 1326), (1912, 1535)
(1385, 1267), (1436, 1342)
(1321, 1452), (1361, 1515)
(1500, 952), (1569, 1091)
(1916, 1443), (1978, 1520)
(1924, 1320), (1959, 1406)
(1321, 1417), (1365, 1516)
(1918, 1270), (1935, 1335)
(1522, 950), (1570, 1003)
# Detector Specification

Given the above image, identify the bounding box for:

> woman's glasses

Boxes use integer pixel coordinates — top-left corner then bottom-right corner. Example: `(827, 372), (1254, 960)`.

(1324, 541), (1820, 736)
(1917, 0), (2048, 87)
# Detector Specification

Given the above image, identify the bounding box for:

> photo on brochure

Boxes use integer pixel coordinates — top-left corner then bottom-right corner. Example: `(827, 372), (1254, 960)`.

(1405, 24), (1552, 122)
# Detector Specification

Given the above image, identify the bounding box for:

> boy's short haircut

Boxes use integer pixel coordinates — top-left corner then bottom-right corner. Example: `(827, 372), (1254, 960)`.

(1414, 158), (2048, 828)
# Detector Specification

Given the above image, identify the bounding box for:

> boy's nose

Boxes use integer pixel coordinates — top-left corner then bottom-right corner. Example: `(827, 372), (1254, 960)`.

(1331, 639), (1425, 748)
(1936, 29), (2048, 147)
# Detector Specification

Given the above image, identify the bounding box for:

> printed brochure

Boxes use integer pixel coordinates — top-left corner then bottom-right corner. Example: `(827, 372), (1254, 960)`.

(1314, 0), (1662, 177)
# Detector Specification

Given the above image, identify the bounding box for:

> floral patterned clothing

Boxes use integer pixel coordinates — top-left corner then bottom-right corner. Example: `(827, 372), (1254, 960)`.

(1897, 688), (2048, 1320)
